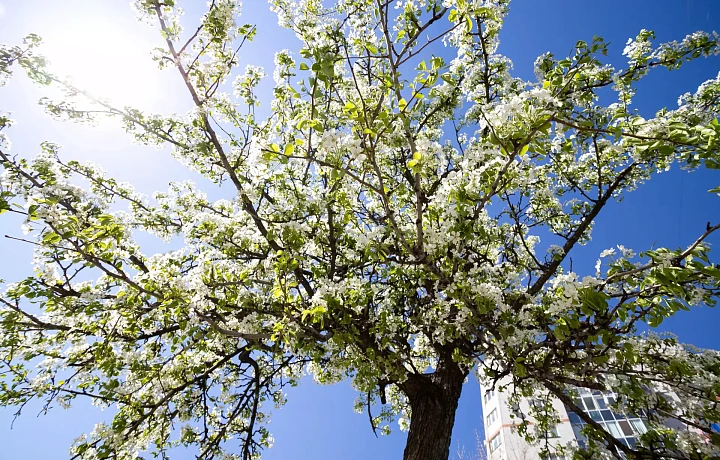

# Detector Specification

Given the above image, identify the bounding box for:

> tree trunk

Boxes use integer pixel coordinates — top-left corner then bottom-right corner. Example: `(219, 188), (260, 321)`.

(402, 360), (466, 460)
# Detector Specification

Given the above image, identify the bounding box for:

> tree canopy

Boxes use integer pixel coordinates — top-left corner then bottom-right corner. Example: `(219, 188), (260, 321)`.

(1, 1), (720, 459)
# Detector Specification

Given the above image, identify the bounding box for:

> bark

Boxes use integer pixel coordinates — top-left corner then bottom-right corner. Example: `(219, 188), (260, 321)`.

(402, 360), (467, 460)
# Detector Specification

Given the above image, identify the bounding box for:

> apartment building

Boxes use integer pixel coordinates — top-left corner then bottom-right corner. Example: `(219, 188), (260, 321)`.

(480, 379), (657, 460)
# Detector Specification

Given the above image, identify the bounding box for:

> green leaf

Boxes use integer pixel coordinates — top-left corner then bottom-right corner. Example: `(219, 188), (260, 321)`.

(43, 233), (61, 244)
(647, 316), (662, 328)
(593, 355), (610, 364)
(272, 287), (284, 299)
(582, 290), (609, 312)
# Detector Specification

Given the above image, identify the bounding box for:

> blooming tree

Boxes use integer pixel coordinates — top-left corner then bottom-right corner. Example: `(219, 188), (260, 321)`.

(1, 1), (720, 459)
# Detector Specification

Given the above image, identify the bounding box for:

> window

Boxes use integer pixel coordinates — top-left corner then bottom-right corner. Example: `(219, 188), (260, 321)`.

(536, 424), (560, 438)
(486, 408), (498, 426)
(489, 433), (502, 452)
(605, 421), (622, 438)
(549, 425), (559, 437)
(484, 389), (495, 403)
(583, 396), (597, 410)
(595, 397), (608, 409)
(619, 420), (634, 436)
(630, 419), (647, 435)
(572, 397), (584, 410)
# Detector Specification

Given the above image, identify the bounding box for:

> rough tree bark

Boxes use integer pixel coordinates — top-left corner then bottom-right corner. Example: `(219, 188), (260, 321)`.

(401, 359), (467, 460)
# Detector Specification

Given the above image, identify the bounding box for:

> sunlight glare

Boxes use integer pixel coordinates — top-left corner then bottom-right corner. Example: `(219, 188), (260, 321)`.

(40, 9), (167, 110)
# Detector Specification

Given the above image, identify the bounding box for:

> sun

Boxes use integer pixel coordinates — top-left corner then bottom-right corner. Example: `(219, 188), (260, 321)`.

(38, 4), (169, 111)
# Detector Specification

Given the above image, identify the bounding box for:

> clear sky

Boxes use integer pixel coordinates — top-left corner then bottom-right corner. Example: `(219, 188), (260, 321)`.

(0, 1), (719, 459)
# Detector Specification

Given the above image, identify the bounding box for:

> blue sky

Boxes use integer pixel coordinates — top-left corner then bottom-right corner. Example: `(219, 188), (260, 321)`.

(0, 1), (719, 459)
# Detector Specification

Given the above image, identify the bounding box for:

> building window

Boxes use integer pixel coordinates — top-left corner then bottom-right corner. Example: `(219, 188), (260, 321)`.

(595, 396), (608, 409)
(530, 398), (552, 414)
(484, 389), (495, 403)
(541, 454), (566, 460)
(583, 396), (597, 410)
(536, 424), (560, 438)
(605, 420), (622, 438)
(489, 433), (502, 452)
(618, 420), (634, 436)
(630, 419), (647, 435)
(486, 408), (498, 426)
(572, 396), (584, 410)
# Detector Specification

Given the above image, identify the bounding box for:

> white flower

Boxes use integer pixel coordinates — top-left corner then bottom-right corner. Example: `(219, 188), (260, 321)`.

(616, 245), (635, 258)
(398, 415), (410, 431)
(581, 276), (599, 287)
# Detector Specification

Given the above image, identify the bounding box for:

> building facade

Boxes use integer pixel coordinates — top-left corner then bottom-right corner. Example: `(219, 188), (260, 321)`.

(480, 379), (658, 460)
